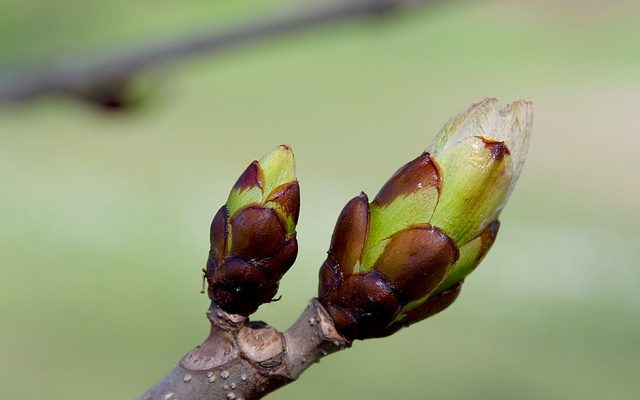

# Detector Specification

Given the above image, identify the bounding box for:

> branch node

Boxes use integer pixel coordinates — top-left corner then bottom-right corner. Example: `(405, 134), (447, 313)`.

(237, 323), (285, 367)
(207, 303), (248, 332)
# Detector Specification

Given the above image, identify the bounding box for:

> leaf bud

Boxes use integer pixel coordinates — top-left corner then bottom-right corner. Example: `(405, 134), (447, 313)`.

(206, 145), (299, 315)
(318, 99), (532, 339)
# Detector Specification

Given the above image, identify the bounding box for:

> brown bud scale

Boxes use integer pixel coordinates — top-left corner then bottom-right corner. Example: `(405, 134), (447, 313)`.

(327, 194), (370, 275)
(209, 206), (229, 262)
(478, 220), (500, 260)
(230, 205), (286, 260)
(320, 270), (401, 340)
(373, 152), (441, 206)
(232, 161), (264, 192)
(374, 224), (459, 303)
(374, 284), (462, 338)
(266, 181), (301, 225)
(207, 191), (298, 316)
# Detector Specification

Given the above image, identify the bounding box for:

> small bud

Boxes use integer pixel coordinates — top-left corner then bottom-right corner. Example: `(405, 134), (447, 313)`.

(206, 145), (299, 315)
(318, 99), (532, 340)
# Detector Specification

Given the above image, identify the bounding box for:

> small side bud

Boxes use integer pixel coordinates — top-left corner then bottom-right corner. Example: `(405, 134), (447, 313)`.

(206, 145), (299, 315)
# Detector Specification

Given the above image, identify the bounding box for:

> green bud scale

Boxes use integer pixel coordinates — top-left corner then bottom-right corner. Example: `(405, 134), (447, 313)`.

(319, 99), (532, 340)
(206, 145), (300, 316)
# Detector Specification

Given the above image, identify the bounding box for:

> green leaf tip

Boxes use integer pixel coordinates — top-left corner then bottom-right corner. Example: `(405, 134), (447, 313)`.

(226, 145), (299, 234)
(428, 98), (532, 244)
(430, 98), (532, 202)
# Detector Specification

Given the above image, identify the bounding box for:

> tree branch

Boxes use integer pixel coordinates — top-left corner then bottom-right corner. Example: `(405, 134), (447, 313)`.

(0, 0), (440, 108)
(138, 299), (349, 400)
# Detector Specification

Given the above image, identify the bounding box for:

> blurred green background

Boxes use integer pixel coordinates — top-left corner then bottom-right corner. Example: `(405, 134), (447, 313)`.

(1, 0), (639, 399)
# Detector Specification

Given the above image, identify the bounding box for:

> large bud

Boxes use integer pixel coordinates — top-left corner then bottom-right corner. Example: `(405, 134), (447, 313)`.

(206, 145), (299, 315)
(318, 98), (532, 340)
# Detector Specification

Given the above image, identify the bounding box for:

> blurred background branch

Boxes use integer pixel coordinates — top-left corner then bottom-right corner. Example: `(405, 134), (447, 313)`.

(2, 1), (640, 399)
(0, 0), (440, 110)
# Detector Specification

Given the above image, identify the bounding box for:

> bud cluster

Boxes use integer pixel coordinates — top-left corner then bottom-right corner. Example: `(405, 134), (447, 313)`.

(205, 145), (300, 316)
(318, 99), (532, 340)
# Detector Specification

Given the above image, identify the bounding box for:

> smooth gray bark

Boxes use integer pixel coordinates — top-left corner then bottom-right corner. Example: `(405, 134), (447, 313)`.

(138, 299), (349, 400)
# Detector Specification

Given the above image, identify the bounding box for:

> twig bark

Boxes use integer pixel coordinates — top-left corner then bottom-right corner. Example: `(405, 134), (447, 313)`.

(0, 0), (440, 107)
(138, 299), (349, 400)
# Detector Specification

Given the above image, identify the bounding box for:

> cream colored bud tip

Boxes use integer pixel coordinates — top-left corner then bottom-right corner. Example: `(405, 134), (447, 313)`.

(259, 144), (296, 168)
(429, 98), (533, 184)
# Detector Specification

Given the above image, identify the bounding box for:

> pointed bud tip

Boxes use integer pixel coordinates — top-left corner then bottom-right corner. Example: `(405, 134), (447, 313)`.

(268, 144), (295, 162)
(260, 144), (295, 166)
(258, 144), (297, 199)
